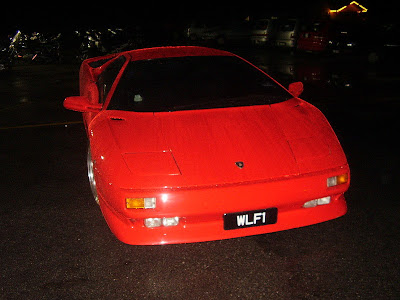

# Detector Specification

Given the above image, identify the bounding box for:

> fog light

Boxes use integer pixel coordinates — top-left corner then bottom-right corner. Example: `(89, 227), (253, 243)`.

(303, 200), (318, 208)
(162, 217), (180, 227)
(303, 196), (331, 208)
(126, 197), (156, 209)
(144, 218), (162, 228)
(327, 174), (348, 187)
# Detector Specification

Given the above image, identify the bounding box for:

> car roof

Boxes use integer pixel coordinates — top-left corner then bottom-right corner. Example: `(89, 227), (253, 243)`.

(84, 46), (234, 68)
(126, 46), (234, 61)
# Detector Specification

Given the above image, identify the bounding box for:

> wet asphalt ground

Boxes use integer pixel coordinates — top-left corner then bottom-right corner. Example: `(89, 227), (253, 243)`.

(1, 48), (399, 299)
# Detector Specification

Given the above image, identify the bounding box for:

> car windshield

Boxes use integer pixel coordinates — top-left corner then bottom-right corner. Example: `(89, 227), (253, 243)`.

(107, 55), (292, 112)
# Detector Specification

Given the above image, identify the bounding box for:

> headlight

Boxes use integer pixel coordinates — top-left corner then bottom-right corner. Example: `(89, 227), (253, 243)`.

(144, 217), (180, 228)
(162, 217), (180, 227)
(303, 196), (331, 208)
(126, 197), (156, 209)
(144, 218), (162, 228)
(327, 174), (348, 187)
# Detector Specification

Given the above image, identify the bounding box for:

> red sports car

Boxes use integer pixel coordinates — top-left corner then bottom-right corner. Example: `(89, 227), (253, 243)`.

(64, 46), (350, 245)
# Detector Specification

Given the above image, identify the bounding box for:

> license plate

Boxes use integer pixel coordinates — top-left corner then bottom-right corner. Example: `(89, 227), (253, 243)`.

(223, 208), (278, 230)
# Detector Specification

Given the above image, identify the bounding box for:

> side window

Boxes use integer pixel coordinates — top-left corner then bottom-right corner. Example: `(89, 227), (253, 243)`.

(97, 55), (126, 104)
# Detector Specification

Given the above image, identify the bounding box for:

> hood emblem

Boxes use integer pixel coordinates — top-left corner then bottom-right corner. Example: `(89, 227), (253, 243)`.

(235, 161), (244, 169)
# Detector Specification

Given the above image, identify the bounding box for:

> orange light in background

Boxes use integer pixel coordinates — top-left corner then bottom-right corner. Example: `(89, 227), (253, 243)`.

(329, 1), (368, 14)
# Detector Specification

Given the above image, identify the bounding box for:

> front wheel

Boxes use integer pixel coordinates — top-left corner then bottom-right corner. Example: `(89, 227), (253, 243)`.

(87, 146), (99, 204)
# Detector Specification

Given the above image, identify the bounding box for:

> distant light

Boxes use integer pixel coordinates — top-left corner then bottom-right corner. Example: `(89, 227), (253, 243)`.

(329, 1), (368, 13)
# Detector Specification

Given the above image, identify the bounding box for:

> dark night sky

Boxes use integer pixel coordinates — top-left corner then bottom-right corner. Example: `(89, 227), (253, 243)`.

(6, 3), (309, 30)
(3, 1), (397, 34)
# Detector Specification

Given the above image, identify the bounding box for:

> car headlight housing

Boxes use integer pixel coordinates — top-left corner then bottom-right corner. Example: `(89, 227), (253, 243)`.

(303, 196), (331, 208)
(126, 197), (156, 209)
(327, 174), (348, 187)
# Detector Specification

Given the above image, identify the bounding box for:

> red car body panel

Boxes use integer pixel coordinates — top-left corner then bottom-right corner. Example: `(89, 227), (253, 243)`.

(65, 46), (350, 245)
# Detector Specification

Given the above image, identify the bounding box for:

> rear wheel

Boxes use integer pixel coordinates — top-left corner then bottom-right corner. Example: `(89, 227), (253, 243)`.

(87, 146), (99, 204)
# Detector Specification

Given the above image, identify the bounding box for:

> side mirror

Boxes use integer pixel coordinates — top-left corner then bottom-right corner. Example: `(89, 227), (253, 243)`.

(288, 82), (304, 98)
(63, 96), (102, 113)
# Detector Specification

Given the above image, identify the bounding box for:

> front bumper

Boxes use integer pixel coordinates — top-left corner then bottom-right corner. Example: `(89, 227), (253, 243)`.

(98, 166), (349, 245)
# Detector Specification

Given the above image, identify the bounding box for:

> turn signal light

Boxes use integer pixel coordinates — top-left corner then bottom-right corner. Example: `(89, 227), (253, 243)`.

(327, 174), (348, 187)
(126, 197), (156, 209)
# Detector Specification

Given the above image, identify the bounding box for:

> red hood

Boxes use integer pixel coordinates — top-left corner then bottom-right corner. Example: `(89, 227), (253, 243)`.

(89, 99), (347, 189)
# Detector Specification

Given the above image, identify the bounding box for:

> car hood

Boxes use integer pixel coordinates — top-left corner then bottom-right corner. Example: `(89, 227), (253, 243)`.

(89, 99), (347, 189)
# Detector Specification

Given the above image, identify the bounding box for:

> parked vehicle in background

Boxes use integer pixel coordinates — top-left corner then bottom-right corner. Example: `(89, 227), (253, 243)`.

(251, 18), (276, 45)
(296, 19), (371, 55)
(297, 20), (332, 52)
(186, 20), (222, 43)
(202, 18), (276, 46)
(216, 20), (254, 45)
(273, 18), (301, 48)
